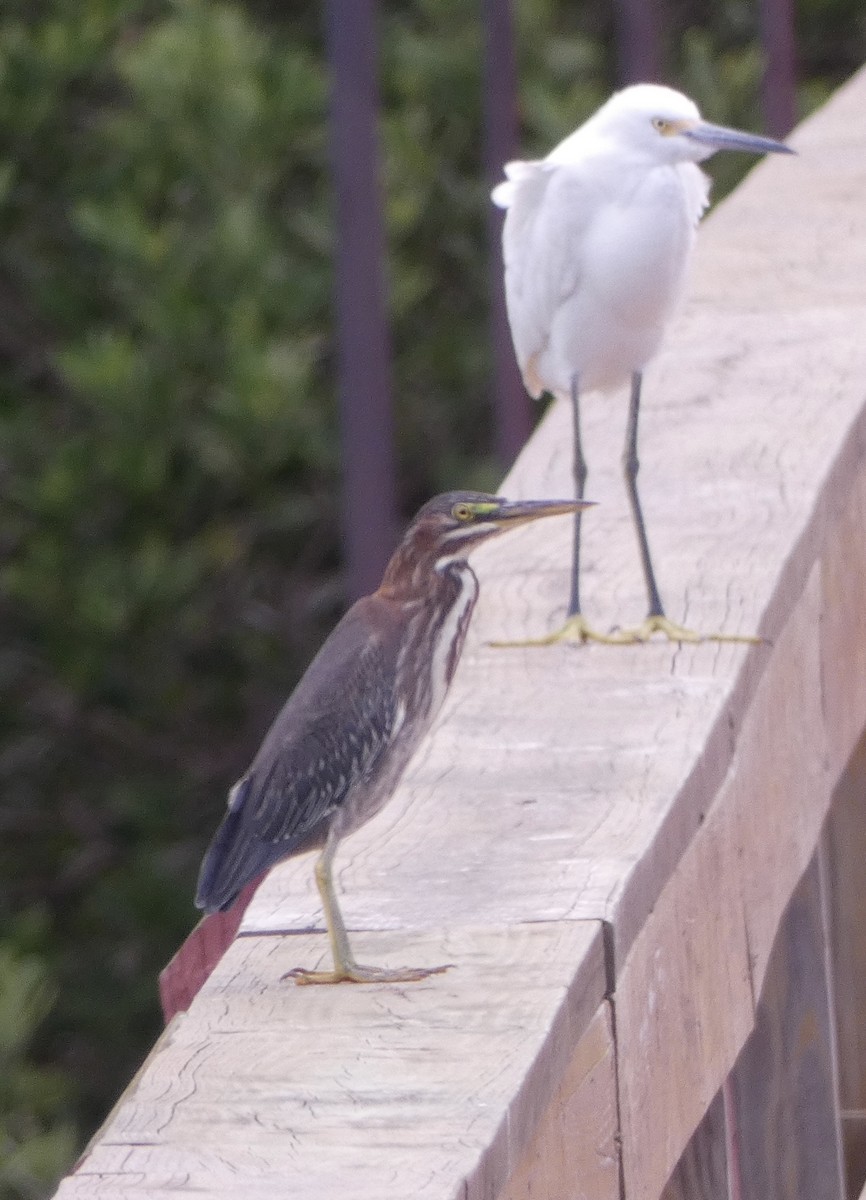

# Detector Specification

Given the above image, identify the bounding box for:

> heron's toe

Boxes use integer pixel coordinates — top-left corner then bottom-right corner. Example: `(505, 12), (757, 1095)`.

(282, 962), (452, 986)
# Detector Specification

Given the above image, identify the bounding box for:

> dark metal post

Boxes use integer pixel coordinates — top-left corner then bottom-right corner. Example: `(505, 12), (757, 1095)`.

(481, 0), (532, 467)
(615, 0), (661, 84)
(758, 0), (797, 137)
(324, 0), (398, 600)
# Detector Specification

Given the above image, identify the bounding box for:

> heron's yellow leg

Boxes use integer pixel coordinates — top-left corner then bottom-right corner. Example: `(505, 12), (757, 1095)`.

(282, 842), (451, 986)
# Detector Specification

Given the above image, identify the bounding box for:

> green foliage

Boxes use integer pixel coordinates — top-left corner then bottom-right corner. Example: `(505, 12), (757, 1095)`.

(0, 1), (857, 1196)
(0, 932), (76, 1200)
(0, 0), (340, 1183)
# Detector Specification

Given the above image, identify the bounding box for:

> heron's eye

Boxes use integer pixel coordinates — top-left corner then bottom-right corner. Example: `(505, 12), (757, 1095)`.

(452, 503), (473, 522)
(652, 117), (672, 134)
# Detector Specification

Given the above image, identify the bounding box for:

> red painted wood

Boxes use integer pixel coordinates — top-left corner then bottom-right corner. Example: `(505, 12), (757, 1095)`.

(158, 876), (263, 1022)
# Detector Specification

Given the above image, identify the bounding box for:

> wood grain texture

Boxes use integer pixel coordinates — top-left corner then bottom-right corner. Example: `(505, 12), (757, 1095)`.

(498, 1002), (619, 1200)
(823, 731), (866, 1198)
(616, 560), (839, 1200)
(660, 1088), (728, 1200)
(727, 855), (844, 1200)
(824, 731), (866, 1114)
(819, 465), (866, 775)
(58, 923), (604, 1200)
(843, 1114), (866, 1200)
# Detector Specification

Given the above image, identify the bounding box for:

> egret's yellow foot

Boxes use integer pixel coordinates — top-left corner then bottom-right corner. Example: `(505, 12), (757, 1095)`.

(491, 613), (634, 647)
(614, 614), (763, 645)
(282, 961), (451, 986)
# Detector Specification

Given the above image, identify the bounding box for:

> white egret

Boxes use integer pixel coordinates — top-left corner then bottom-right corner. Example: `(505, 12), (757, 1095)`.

(492, 84), (793, 644)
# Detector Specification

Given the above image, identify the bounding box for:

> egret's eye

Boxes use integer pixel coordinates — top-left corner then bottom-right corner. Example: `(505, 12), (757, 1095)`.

(652, 117), (672, 134)
(452, 503), (473, 522)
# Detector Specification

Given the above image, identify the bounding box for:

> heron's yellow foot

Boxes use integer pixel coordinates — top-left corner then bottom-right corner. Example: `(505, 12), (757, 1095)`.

(281, 962), (452, 986)
(613, 614), (763, 645)
(490, 613), (634, 647)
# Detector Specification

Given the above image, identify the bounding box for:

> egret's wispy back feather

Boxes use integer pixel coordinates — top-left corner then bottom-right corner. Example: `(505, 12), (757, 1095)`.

(492, 159), (546, 209)
(498, 163), (597, 397)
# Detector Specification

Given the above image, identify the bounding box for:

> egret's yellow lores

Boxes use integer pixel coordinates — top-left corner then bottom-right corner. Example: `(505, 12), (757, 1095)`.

(493, 84), (793, 645)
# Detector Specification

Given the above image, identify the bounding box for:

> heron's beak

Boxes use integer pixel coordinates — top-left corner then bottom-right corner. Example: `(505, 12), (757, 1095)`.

(685, 121), (794, 156)
(492, 497), (595, 529)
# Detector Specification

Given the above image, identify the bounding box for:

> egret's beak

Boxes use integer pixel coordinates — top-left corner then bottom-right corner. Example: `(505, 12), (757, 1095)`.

(685, 121), (795, 156)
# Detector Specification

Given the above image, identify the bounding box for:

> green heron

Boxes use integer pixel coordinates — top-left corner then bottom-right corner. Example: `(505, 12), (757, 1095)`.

(492, 84), (790, 644)
(196, 491), (589, 985)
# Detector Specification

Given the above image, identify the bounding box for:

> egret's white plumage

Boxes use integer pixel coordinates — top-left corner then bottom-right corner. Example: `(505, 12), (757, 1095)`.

(492, 83), (793, 643)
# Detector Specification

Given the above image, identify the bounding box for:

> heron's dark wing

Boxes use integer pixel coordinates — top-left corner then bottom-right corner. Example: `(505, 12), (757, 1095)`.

(196, 597), (402, 913)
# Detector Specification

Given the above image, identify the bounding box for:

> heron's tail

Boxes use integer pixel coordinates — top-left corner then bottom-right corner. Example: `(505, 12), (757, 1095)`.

(195, 814), (246, 914)
(195, 776), (323, 914)
(195, 777), (268, 914)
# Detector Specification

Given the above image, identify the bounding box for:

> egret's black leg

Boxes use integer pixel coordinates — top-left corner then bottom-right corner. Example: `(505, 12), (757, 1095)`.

(617, 372), (761, 644)
(491, 374), (630, 646)
(622, 372), (665, 618)
(568, 373), (587, 617)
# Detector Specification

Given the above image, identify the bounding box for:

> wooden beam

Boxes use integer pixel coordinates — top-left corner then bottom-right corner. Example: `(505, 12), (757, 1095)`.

(660, 1089), (728, 1200)
(726, 855), (844, 1200)
(499, 1002), (620, 1200)
(824, 731), (866, 1197)
(60, 923), (605, 1199)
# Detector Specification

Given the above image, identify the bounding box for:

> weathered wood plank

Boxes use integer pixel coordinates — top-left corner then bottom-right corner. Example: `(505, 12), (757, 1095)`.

(498, 1001), (620, 1200)
(727, 854), (844, 1200)
(159, 877), (261, 1021)
(846, 1114), (866, 1200)
(819, 465), (866, 775)
(660, 1089), (728, 1200)
(58, 922), (605, 1200)
(824, 731), (866, 1113)
(823, 730), (866, 1198)
(615, 559), (838, 1200)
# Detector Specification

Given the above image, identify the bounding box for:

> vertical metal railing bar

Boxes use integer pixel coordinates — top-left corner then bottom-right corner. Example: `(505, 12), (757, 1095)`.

(759, 0), (797, 136)
(481, 0), (533, 469)
(615, 0), (663, 84)
(324, 0), (399, 602)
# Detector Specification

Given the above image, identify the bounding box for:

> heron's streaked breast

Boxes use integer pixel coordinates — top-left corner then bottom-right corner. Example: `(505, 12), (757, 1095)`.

(396, 561), (479, 736)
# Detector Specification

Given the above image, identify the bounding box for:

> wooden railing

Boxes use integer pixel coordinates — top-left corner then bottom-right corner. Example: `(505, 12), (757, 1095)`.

(54, 65), (866, 1200)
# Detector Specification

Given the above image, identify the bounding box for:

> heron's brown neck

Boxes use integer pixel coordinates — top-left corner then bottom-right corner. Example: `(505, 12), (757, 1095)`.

(378, 531), (476, 603)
